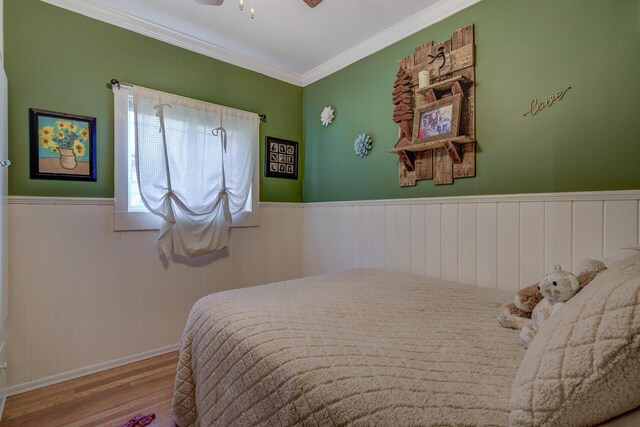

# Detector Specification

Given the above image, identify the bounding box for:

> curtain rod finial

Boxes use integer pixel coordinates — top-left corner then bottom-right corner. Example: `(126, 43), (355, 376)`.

(259, 114), (266, 123)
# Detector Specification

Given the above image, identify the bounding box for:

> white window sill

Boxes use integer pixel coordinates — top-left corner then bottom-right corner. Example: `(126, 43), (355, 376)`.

(113, 209), (260, 231)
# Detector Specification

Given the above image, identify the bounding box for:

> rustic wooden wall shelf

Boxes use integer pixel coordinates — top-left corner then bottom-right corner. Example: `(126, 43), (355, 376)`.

(388, 135), (474, 153)
(389, 24), (476, 187)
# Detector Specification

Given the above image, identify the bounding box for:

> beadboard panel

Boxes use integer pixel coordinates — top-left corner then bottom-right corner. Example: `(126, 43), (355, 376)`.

(6, 203), (302, 388)
(303, 193), (640, 290)
(6, 191), (640, 391)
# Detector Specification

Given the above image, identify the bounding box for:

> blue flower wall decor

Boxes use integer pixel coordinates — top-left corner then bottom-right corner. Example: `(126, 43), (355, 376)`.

(354, 133), (372, 158)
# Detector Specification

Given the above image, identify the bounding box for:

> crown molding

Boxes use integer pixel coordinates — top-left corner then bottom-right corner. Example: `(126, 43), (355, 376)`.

(301, 0), (483, 85)
(40, 0), (304, 86)
(41, 0), (481, 87)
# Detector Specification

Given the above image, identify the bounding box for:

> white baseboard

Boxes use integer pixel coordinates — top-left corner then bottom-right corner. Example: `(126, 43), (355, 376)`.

(3, 344), (179, 397)
(0, 396), (5, 421)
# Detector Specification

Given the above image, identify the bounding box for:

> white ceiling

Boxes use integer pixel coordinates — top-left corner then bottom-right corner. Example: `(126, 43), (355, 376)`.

(42, 0), (480, 85)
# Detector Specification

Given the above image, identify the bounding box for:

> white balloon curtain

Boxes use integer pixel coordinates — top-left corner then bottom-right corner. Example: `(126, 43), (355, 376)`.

(133, 86), (258, 257)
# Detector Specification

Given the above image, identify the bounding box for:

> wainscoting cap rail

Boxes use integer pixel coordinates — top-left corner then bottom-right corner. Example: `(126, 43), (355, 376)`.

(8, 196), (305, 207)
(259, 201), (304, 208)
(8, 190), (640, 207)
(302, 190), (640, 207)
(8, 196), (115, 205)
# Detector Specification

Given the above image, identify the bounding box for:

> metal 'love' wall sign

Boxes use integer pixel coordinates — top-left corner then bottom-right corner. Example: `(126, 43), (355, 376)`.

(523, 85), (572, 117)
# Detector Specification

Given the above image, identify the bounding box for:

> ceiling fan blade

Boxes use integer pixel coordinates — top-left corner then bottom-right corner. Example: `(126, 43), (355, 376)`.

(302, 0), (323, 8)
(196, 0), (224, 5)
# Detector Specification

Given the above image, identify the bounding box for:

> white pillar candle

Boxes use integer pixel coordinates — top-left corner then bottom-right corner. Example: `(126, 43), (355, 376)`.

(418, 70), (430, 89)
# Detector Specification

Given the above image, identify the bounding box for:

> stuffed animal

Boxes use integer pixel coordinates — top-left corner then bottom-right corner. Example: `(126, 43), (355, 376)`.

(497, 284), (542, 330)
(514, 284), (544, 313)
(519, 265), (580, 348)
(498, 258), (606, 330)
(576, 258), (607, 287)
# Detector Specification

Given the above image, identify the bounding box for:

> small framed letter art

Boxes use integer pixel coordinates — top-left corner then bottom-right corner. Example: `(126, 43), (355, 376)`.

(265, 136), (298, 180)
(30, 108), (97, 181)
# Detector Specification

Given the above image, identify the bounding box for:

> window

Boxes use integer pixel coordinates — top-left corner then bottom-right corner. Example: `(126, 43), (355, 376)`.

(113, 85), (259, 231)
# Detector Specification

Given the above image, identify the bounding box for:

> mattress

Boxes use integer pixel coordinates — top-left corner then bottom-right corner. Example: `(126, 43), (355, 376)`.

(172, 269), (526, 426)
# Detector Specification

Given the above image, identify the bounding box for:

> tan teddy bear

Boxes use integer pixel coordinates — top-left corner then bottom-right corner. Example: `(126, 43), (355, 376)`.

(497, 258), (606, 330)
(498, 284), (543, 330)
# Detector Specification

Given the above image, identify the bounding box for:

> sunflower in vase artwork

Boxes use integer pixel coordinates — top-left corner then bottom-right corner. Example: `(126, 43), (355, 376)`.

(40, 120), (89, 170)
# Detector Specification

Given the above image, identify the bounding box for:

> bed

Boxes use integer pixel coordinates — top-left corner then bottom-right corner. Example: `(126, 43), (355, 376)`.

(173, 253), (640, 426)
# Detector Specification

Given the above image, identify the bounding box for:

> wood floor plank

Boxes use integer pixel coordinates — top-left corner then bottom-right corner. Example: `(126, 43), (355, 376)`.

(1, 352), (178, 427)
(5, 352), (178, 413)
(76, 392), (174, 427)
(74, 357), (177, 393)
(5, 364), (176, 421)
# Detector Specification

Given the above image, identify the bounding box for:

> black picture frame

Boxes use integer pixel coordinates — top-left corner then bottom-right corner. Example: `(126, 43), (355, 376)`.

(29, 108), (97, 181)
(265, 136), (298, 180)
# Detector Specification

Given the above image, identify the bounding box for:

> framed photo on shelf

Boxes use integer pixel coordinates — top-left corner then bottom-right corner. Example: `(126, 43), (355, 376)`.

(30, 108), (97, 181)
(265, 136), (298, 180)
(413, 93), (462, 145)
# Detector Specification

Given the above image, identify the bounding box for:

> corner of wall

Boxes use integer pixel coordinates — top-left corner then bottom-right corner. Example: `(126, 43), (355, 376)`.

(0, 0), (4, 63)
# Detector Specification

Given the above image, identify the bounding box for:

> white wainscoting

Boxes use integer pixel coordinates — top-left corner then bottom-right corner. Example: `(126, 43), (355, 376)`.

(303, 191), (640, 291)
(5, 190), (640, 393)
(6, 199), (302, 390)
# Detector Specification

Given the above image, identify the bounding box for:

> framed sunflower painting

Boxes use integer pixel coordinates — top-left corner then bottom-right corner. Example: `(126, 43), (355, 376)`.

(29, 108), (97, 181)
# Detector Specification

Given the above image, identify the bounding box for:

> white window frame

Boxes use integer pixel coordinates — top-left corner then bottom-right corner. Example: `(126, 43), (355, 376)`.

(113, 86), (260, 231)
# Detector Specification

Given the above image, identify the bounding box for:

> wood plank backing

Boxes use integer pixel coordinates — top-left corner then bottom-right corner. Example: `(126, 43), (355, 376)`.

(413, 42), (434, 65)
(414, 151), (433, 180)
(433, 148), (454, 184)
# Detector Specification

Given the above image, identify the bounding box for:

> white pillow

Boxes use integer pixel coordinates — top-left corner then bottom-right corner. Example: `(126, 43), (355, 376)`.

(601, 247), (640, 269)
(509, 253), (640, 426)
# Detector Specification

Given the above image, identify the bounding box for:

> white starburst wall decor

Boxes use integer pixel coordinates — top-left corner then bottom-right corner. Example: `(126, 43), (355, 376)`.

(320, 106), (334, 127)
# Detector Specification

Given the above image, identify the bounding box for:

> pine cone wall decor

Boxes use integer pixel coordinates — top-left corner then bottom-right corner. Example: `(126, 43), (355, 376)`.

(392, 66), (413, 144)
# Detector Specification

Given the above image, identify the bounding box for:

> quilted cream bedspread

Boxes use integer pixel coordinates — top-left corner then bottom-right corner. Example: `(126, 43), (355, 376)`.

(173, 269), (525, 426)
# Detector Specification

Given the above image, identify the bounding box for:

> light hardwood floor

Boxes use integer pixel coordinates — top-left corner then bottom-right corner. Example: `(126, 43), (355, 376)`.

(0, 352), (178, 427)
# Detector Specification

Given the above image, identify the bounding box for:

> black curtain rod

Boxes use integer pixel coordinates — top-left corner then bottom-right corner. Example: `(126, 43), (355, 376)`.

(110, 79), (267, 123)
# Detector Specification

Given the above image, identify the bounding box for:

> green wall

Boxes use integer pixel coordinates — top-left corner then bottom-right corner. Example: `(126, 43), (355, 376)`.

(303, 0), (640, 202)
(5, 0), (303, 202)
(6, 0), (640, 204)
